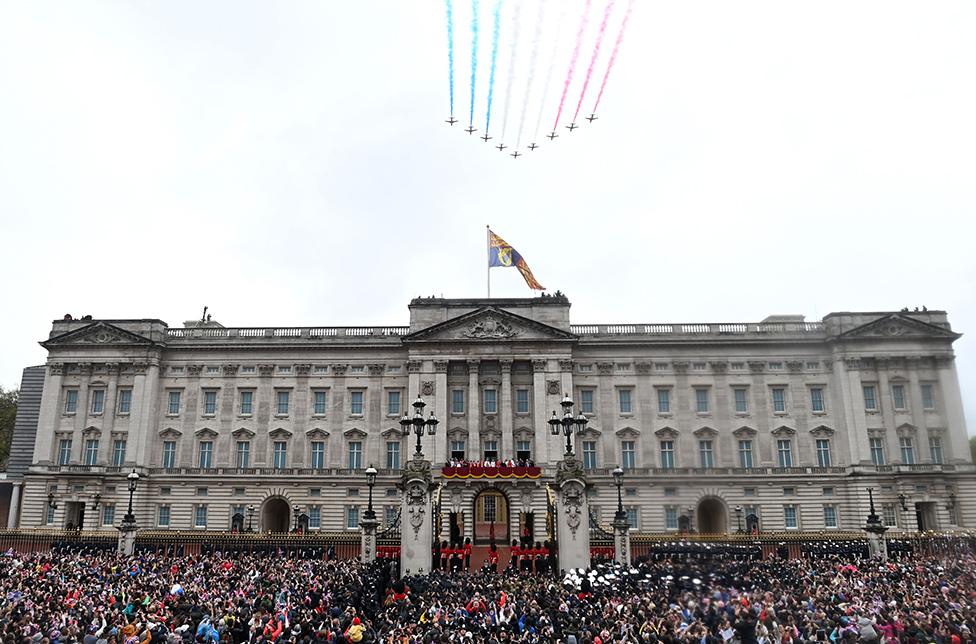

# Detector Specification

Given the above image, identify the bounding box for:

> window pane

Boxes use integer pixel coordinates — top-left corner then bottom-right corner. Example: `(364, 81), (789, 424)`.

(240, 391), (253, 415)
(734, 389), (748, 413)
(580, 390), (594, 414)
(348, 442), (362, 469)
(313, 391), (327, 415)
(738, 440), (753, 468)
(237, 441), (251, 468)
(168, 391), (181, 415)
(618, 390), (632, 414)
(816, 439), (831, 467)
(452, 390), (465, 414)
(276, 391), (290, 415)
(921, 384), (935, 410)
(113, 439), (127, 467)
(118, 390), (132, 414)
(387, 391), (401, 415)
(863, 386), (877, 410)
(387, 441), (401, 469)
(657, 389), (671, 413)
(273, 441), (287, 469)
(515, 389), (529, 414)
(64, 390), (78, 413)
(203, 391), (217, 415)
(892, 385), (906, 410)
(58, 439), (72, 465)
(621, 441), (635, 469)
(91, 390), (105, 414)
(162, 441), (176, 468)
(699, 440), (714, 469)
(582, 441), (597, 469)
(870, 438), (885, 465)
(810, 387), (825, 413)
(929, 437), (943, 464)
(772, 388), (786, 413)
(695, 389), (709, 413)
(660, 441), (675, 469)
(483, 389), (497, 413)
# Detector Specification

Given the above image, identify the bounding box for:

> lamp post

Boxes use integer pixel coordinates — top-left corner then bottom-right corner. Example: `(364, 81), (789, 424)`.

(247, 505), (255, 532)
(898, 493), (910, 531)
(91, 493), (102, 513)
(47, 492), (58, 511)
(611, 466), (631, 565)
(864, 487), (888, 559)
(293, 505), (302, 531)
(734, 505), (743, 533)
(401, 395), (439, 457)
(686, 506), (695, 533)
(122, 470), (139, 525)
(364, 466), (378, 522)
(945, 490), (957, 525)
(548, 394), (588, 456)
(612, 466), (626, 523)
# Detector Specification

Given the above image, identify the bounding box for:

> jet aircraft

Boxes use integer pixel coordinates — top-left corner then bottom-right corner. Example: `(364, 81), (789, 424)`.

(446, 117), (458, 125)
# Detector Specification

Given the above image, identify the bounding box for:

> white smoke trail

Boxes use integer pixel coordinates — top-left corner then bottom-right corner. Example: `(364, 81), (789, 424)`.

(499, 1), (522, 142)
(532, 1), (568, 141)
(515, 0), (546, 149)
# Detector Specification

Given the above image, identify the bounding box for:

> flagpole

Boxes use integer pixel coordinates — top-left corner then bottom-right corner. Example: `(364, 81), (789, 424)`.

(486, 225), (491, 298)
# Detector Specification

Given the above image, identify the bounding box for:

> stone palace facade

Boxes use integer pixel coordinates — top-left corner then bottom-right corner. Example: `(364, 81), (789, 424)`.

(8, 296), (975, 541)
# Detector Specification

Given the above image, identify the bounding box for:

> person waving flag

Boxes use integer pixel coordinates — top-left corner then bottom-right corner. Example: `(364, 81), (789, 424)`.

(487, 227), (545, 292)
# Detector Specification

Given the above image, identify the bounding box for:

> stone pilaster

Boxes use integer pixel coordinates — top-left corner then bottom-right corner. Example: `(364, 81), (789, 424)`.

(399, 453), (434, 576)
(467, 361), (481, 458)
(434, 361), (449, 465)
(360, 514), (380, 563)
(500, 360), (513, 460)
(531, 359), (550, 465)
(6, 482), (22, 528)
(555, 454), (590, 573)
(612, 514), (631, 566)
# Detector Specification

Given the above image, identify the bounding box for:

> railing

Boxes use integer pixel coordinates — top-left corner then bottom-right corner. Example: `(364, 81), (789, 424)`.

(165, 327), (410, 340)
(143, 467), (402, 476)
(133, 530), (361, 559)
(571, 322), (825, 336)
(0, 529), (119, 553)
(441, 465), (543, 479)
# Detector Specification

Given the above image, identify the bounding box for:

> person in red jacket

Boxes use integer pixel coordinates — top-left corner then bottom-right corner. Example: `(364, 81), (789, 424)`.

(463, 538), (472, 570)
(510, 539), (521, 573)
(486, 543), (499, 573)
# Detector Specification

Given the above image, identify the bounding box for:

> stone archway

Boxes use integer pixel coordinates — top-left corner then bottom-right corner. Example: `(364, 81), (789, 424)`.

(696, 496), (728, 534)
(262, 497), (291, 533)
(473, 488), (510, 544)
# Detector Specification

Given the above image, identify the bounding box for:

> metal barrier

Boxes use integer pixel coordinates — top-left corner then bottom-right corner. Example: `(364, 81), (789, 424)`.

(0, 529), (118, 553)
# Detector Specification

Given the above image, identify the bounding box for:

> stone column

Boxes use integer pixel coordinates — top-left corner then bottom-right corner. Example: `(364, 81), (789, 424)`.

(612, 513), (631, 566)
(360, 513), (380, 563)
(132, 361), (161, 468)
(532, 359), (550, 465)
(467, 361), (481, 459)
(400, 453), (434, 576)
(500, 360), (513, 460)
(100, 365), (120, 462)
(117, 513), (139, 556)
(864, 489), (888, 560)
(936, 356), (970, 463)
(35, 363), (65, 466)
(434, 361), (449, 465)
(555, 454), (590, 573)
(6, 481), (23, 528)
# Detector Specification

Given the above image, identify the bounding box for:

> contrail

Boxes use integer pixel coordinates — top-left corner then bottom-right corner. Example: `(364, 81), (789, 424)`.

(532, 1), (566, 141)
(468, 0), (480, 127)
(572, 0), (614, 123)
(483, 0), (503, 135)
(515, 0), (545, 149)
(498, 1), (522, 142)
(591, 0), (634, 115)
(551, 0), (592, 131)
(446, 0), (455, 116)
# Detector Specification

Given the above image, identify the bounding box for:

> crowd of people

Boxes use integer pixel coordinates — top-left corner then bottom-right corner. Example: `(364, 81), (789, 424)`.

(444, 458), (537, 469)
(1, 544), (974, 644)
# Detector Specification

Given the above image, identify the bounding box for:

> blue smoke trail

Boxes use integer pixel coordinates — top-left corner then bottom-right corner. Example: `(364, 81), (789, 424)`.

(446, 0), (455, 115)
(483, 0), (502, 135)
(468, 0), (479, 127)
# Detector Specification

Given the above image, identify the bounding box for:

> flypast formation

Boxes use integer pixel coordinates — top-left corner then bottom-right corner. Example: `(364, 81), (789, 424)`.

(443, 0), (635, 158)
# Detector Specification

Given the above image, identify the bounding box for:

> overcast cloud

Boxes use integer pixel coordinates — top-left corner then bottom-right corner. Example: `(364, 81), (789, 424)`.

(0, 1), (973, 433)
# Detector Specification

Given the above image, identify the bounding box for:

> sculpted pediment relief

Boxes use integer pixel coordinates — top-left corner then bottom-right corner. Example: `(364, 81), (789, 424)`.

(693, 426), (718, 438)
(771, 425), (796, 436)
(733, 426), (757, 438)
(159, 427), (182, 439)
(381, 427), (404, 438)
(809, 425), (835, 438)
(840, 314), (959, 341)
(269, 427), (293, 439)
(403, 306), (577, 344)
(615, 426), (640, 438)
(195, 427), (218, 438)
(343, 428), (367, 438)
(232, 427), (256, 439)
(305, 428), (329, 439)
(654, 426), (679, 439)
(42, 321), (156, 348)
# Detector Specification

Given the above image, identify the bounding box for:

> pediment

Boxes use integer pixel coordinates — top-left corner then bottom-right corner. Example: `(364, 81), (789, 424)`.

(269, 427), (293, 439)
(448, 427), (467, 439)
(581, 427), (602, 438)
(82, 426), (101, 436)
(381, 427), (403, 438)
(42, 321), (157, 348)
(771, 425), (796, 436)
(693, 426), (718, 438)
(305, 428), (330, 440)
(232, 427), (256, 439)
(159, 427), (182, 439)
(733, 426), (757, 438)
(809, 425), (835, 438)
(403, 306), (578, 344)
(343, 428), (367, 438)
(838, 314), (959, 341)
(654, 426), (679, 439)
(896, 423), (916, 436)
(194, 427), (218, 438)
(615, 426), (640, 438)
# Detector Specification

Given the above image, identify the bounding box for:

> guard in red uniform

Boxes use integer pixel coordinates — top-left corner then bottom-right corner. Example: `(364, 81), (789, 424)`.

(463, 537), (472, 570)
(486, 543), (499, 573)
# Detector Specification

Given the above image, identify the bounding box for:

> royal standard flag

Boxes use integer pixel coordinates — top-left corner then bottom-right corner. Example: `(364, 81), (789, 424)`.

(488, 229), (545, 291)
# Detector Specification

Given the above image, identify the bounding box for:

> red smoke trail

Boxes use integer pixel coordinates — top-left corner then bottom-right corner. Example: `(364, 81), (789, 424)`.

(551, 0), (592, 131)
(591, 0), (634, 115)
(572, 0), (615, 123)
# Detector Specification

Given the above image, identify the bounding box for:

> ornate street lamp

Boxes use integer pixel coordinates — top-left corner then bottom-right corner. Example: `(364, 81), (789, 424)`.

(897, 493), (910, 531)
(91, 493), (102, 513)
(612, 466), (626, 523)
(734, 505), (743, 533)
(548, 394), (588, 455)
(401, 395), (438, 456)
(293, 505), (302, 531)
(122, 470), (139, 525)
(247, 505), (255, 532)
(364, 465), (378, 522)
(866, 488), (882, 524)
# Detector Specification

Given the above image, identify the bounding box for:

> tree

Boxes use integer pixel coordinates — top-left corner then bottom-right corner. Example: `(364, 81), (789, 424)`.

(970, 435), (976, 464)
(0, 387), (17, 470)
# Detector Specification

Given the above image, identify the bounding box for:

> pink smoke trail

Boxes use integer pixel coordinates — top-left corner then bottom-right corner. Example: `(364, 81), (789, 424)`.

(551, 0), (592, 131)
(572, 0), (615, 123)
(591, 0), (634, 115)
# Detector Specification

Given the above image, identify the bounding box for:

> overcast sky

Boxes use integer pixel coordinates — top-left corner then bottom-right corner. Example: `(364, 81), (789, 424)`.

(0, 1), (973, 432)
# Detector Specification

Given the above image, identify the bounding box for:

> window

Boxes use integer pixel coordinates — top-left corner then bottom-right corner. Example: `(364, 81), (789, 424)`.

(387, 441), (401, 469)
(90, 390), (105, 414)
(308, 506), (321, 529)
(117, 389), (132, 414)
(102, 504), (115, 526)
(276, 390), (290, 415)
(198, 441), (213, 469)
(870, 437), (886, 465)
(158, 505), (171, 527)
(385, 506), (398, 527)
(515, 389), (529, 414)
(348, 441), (363, 469)
(664, 487), (676, 497)
(484, 440), (498, 461)
(582, 441), (597, 469)
(194, 505), (208, 528)
(768, 361), (783, 370)
(816, 439), (832, 467)
(310, 487), (322, 497)
(665, 506), (679, 530)
(64, 390), (78, 413)
(311, 441), (325, 469)
(84, 439), (99, 466)
(387, 391), (401, 415)
(349, 391), (364, 415)
(929, 437), (944, 464)
(312, 391), (327, 415)
(863, 385), (877, 411)
(236, 441), (251, 468)
(168, 391), (181, 415)
(738, 440), (753, 468)
(692, 362), (706, 371)
(278, 365), (292, 374)
(771, 388), (786, 413)
(777, 439), (793, 468)
(822, 486), (834, 496)
(112, 439), (127, 466)
(823, 505), (837, 528)
(483, 389), (497, 414)
(695, 388), (710, 413)
(618, 389), (633, 414)
(162, 441), (176, 468)
(580, 389), (594, 414)
(921, 384), (935, 410)
(207, 365), (220, 374)
(892, 384), (907, 410)
(349, 365), (363, 373)
(273, 441), (288, 469)
(621, 440), (636, 469)
(516, 439), (531, 461)
(452, 390), (465, 414)
(784, 505), (798, 529)
(743, 487), (756, 497)
(46, 505), (55, 525)
(346, 507), (360, 529)
(657, 388), (671, 413)
(733, 388), (748, 413)
(203, 390), (217, 415)
(660, 441), (675, 469)
(810, 387), (825, 413)
(57, 439), (72, 465)
(783, 487), (796, 496)
(240, 366), (255, 374)
(699, 440), (714, 469)
(450, 439), (465, 460)
(882, 504), (897, 528)
(625, 507), (639, 530)
(899, 436), (915, 464)
(239, 391), (253, 415)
